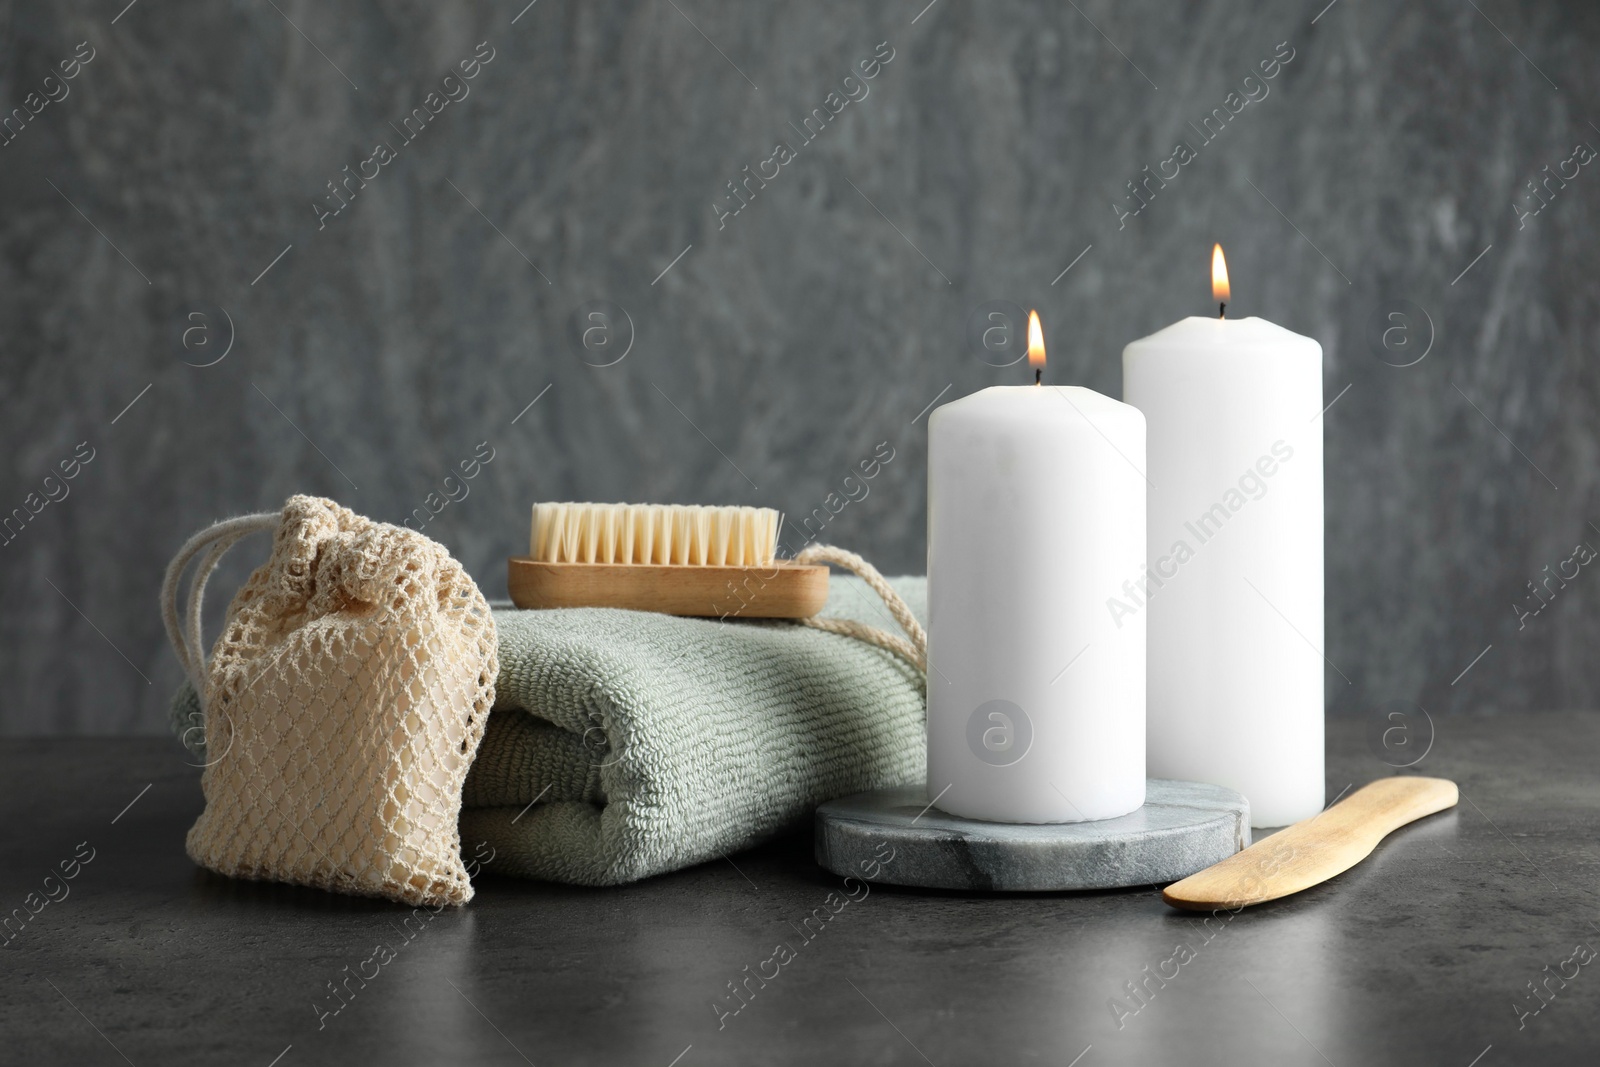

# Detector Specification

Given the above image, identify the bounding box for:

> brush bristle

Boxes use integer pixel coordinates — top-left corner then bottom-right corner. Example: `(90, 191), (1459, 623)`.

(531, 503), (781, 566)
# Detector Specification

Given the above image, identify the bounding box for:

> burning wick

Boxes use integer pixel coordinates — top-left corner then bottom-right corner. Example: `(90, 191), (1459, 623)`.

(1027, 308), (1045, 386)
(1212, 243), (1230, 320)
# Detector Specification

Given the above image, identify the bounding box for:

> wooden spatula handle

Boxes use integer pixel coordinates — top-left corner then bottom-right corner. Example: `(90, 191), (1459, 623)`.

(1162, 776), (1458, 911)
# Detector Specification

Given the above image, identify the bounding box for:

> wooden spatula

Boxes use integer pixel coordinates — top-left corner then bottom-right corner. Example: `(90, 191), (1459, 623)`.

(1162, 776), (1458, 911)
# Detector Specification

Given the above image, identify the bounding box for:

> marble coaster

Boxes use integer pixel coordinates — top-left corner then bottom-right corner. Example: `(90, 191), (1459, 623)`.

(814, 780), (1250, 892)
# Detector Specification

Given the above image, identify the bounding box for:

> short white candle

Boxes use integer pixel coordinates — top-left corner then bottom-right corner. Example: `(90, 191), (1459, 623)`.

(1121, 248), (1325, 827)
(927, 315), (1146, 824)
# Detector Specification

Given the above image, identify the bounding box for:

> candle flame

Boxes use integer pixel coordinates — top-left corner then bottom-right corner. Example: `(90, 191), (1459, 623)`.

(1211, 243), (1230, 304)
(1026, 309), (1046, 367)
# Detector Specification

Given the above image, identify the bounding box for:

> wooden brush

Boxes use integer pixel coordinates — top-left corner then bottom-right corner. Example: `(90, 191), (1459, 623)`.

(507, 502), (830, 618)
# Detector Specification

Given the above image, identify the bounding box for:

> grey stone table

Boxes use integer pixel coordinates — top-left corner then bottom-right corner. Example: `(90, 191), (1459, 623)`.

(3, 713), (1598, 1066)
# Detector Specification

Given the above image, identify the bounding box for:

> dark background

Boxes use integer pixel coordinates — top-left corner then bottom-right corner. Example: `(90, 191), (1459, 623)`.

(2, 0), (1596, 733)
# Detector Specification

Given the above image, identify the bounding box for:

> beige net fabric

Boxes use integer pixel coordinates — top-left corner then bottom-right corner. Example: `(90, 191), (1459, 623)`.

(162, 496), (496, 907)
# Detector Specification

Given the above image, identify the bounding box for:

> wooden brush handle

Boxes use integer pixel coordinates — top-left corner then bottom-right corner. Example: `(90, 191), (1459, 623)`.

(507, 558), (830, 618)
(1162, 776), (1458, 911)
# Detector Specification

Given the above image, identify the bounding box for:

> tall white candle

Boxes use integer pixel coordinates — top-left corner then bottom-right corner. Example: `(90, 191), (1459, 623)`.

(1121, 256), (1324, 828)
(927, 327), (1146, 824)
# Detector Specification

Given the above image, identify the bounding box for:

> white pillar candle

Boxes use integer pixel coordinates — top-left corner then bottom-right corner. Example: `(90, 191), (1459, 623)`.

(927, 322), (1146, 824)
(1121, 252), (1324, 827)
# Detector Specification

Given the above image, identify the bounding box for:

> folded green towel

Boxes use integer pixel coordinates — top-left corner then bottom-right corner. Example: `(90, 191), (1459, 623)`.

(172, 576), (926, 887)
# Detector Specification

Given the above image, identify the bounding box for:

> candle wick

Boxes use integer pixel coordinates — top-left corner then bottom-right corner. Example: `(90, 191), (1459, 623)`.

(1218, 302), (1226, 319)
(1034, 367), (1042, 386)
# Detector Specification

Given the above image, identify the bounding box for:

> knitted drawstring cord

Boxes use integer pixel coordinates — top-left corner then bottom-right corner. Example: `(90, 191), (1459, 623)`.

(795, 544), (927, 675)
(159, 512), (279, 710)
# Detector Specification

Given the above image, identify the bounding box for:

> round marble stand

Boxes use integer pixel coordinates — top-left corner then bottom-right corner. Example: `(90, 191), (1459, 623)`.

(815, 779), (1250, 892)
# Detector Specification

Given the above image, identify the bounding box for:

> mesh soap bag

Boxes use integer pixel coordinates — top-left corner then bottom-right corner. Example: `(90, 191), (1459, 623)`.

(160, 495), (497, 906)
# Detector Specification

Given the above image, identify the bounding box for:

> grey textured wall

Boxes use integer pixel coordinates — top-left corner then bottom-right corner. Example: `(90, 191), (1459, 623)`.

(2, 0), (1597, 733)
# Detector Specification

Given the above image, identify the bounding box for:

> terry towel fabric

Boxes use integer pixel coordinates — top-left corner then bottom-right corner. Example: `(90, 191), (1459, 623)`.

(173, 576), (926, 887)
